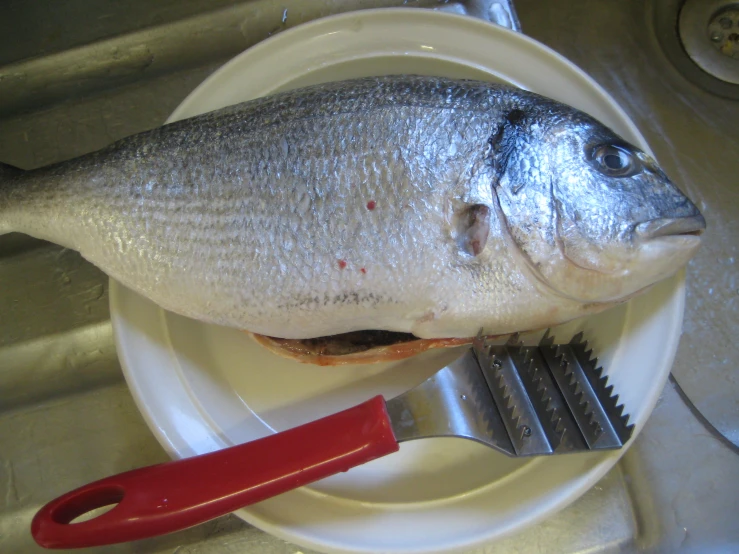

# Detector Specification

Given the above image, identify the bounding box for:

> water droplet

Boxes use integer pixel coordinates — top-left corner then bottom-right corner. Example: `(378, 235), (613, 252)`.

(460, 394), (467, 401)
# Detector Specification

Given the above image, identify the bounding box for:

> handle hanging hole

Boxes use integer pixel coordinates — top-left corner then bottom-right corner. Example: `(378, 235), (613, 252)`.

(70, 502), (120, 524)
(51, 485), (124, 525)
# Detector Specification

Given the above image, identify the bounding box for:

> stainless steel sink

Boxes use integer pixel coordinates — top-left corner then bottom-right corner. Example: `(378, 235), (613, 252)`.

(1, 1), (737, 553)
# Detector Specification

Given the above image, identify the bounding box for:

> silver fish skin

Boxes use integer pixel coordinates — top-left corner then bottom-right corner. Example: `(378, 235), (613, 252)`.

(0, 76), (704, 339)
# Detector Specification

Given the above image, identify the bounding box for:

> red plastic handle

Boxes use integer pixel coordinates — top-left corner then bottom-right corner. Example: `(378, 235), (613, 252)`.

(32, 395), (398, 549)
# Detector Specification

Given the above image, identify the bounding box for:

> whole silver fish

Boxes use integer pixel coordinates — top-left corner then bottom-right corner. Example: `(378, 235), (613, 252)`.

(0, 76), (704, 340)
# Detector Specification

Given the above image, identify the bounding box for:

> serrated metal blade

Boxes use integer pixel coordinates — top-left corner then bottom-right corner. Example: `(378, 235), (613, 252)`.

(509, 344), (587, 453)
(473, 339), (551, 456)
(539, 342), (624, 450)
(568, 337), (635, 444)
(386, 329), (634, 459)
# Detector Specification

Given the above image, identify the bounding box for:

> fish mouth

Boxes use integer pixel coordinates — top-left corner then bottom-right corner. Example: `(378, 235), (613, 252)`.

(634, 215), (706, 240)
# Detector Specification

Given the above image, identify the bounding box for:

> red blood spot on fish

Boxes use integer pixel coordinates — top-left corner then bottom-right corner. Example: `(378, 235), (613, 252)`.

(360, 267), (367, 274)
(366, 200), (376, 211)
(337, 259), (347, 270)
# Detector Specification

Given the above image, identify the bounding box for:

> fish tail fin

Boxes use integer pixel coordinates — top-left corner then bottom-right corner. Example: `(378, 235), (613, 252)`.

(0, 162), (23, 235)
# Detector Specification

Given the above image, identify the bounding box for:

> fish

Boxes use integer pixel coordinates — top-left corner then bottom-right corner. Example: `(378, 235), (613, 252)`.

(0, 75), (705, 364)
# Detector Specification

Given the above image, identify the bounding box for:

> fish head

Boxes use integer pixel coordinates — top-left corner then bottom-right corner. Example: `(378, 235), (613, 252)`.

(493, 106), (705, 303)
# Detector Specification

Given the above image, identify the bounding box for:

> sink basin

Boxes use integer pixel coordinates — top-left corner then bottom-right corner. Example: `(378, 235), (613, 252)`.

(1, 1), (737, 553)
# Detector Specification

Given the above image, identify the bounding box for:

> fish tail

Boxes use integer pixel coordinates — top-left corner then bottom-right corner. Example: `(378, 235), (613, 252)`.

(0, 162), (23, 235)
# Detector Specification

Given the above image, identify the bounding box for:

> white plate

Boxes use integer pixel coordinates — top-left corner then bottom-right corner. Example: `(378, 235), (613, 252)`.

(111, 9), (685, 554)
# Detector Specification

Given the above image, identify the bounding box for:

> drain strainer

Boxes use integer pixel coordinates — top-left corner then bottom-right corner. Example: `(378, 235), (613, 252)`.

(707, 6), (739, 59)
(680, 0), (739, 84)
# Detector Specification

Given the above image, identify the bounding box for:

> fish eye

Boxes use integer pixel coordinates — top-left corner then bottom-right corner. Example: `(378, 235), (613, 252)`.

(589, 144), (641, 177)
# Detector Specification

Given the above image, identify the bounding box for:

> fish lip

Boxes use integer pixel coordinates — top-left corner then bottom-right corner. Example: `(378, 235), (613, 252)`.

(634, 215), (706, 240)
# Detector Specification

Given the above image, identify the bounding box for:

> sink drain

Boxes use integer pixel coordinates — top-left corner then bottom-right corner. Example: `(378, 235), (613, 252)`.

(707, 6), (739, 59)
(652, 0), (739, 99)
(679, 0), (739, 84)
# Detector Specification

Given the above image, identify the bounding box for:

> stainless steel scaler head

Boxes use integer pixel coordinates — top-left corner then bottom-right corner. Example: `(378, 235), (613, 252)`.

(386, 329), (634, 456)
